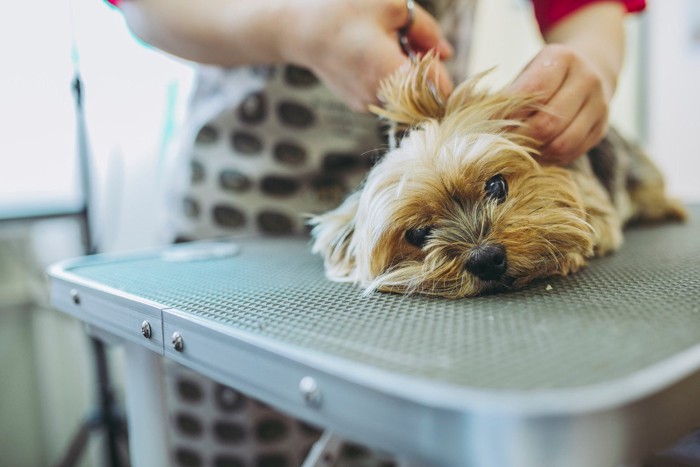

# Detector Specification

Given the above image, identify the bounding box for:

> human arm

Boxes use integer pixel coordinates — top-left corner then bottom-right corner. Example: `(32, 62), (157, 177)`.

(509, 1), (641, 165)
(116, 0), (453, 111)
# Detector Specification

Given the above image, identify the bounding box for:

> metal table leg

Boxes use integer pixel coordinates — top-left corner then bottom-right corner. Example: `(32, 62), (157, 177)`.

(123, 343), (170, 467)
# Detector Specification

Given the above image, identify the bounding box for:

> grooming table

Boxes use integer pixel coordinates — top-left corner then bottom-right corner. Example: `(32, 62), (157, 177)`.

(49, 206), (700, 467)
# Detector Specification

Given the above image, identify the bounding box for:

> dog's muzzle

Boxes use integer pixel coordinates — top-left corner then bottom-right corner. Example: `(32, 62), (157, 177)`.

(465, 244), (508, 281)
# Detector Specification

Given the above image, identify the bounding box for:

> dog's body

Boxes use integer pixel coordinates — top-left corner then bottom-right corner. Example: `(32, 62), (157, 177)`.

(310, 56), (686, 298)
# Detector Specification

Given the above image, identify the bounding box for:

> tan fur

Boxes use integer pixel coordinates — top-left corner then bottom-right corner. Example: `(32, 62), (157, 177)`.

(310, 54), (687, 298)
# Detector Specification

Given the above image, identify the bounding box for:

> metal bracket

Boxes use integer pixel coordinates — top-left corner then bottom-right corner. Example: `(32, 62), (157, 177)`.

(301, 431), (343, 467)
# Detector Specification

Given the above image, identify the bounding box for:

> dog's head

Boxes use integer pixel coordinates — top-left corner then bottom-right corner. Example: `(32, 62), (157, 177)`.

(310, 54), (594, 297)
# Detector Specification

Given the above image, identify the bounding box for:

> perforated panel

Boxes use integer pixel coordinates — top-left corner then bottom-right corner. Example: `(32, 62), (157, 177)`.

(68, 207), (700, 391)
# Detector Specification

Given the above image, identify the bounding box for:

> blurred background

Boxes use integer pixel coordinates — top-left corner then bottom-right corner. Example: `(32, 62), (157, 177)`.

(1, 0), (698, 465)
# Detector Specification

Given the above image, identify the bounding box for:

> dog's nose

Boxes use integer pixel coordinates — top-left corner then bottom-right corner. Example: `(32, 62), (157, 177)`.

(465, 244), (507, 281)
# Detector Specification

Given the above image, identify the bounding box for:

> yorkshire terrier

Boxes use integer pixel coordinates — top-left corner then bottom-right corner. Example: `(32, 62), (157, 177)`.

(309, 54), (686, 298)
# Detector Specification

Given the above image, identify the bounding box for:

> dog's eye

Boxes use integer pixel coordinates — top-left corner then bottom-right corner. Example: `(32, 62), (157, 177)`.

(485, 174), (508, 203)
(405, 226), (433, 248)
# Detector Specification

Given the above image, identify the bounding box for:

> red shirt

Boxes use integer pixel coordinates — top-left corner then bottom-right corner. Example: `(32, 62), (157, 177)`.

(533, 0), (646, 32)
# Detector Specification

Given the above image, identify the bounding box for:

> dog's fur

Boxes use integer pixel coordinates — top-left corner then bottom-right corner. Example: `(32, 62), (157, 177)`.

(309, 55), (687, 298)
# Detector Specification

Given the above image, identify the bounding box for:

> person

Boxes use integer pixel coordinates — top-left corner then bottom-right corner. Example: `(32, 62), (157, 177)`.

(107, 0), (645, 240)
(102, 1), (645, 465)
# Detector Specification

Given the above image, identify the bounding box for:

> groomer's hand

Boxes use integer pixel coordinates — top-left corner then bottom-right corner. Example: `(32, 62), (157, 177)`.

(508, 44), (612, 166)
(507, 2), (626, 166)
(283, 0), (454, 111)
(121, 0), (453, 113)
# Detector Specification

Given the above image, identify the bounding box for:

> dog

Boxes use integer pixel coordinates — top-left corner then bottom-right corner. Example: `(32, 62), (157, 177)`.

(309, 54), (687, 298)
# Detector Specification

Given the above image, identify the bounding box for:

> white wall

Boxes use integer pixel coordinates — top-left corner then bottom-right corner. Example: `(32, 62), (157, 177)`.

(646, 0), (700, 202)
(0, 0), (81, 219)
(72, 0), (194, 252)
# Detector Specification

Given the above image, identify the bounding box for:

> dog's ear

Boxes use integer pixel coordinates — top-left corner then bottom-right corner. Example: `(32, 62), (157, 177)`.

(370, 51), (446, 142)
(308, 191), (361, 282)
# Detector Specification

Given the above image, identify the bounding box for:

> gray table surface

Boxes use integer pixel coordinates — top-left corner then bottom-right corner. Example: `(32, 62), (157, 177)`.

(49, 205), (700, 466)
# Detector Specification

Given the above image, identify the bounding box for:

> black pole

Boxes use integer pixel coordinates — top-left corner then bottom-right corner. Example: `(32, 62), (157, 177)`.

(74, 71), (123, 467)
(72, 74), (97, 257)
(91, 336), (122, 467)
(55, 73), (125, 467)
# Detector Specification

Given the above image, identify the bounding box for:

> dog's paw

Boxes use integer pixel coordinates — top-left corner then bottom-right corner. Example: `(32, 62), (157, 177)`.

(660, 198), (688, 222)
(593, 224), (623, 256)
(589, 213), (624, 257)
(559, 252), (588, 275)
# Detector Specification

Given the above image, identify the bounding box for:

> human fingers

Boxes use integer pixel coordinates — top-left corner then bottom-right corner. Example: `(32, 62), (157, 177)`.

(330, 23), (453, 111)
(540, 97), (608, 165)
(427, 59), (454, 99)
(289, 0), (450, 112)
(528, 48), (609, 163)
(345, 49), (453, 112)
(405, 4), (454, 58)
(523, 73), (589, 147)
(507, 45), (571, 111)
(327, 35), (409, 112)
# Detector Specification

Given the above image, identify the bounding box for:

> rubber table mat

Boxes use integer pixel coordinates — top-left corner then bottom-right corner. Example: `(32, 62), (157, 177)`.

(64, 206), (700, 391)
